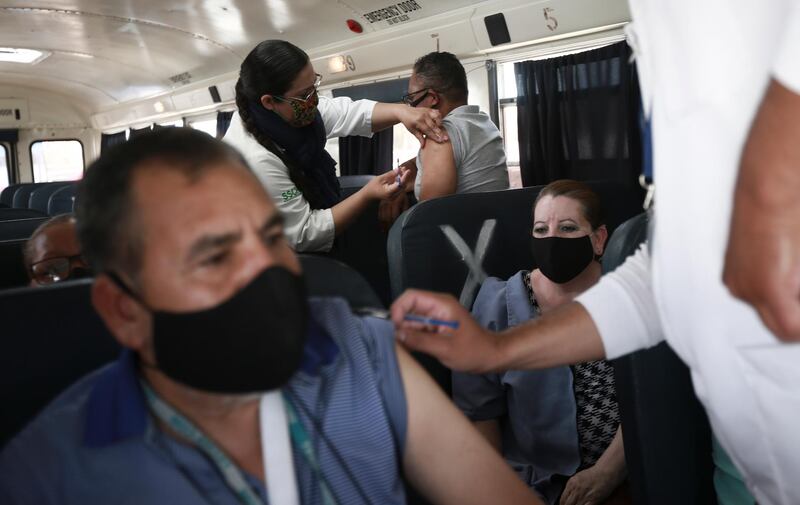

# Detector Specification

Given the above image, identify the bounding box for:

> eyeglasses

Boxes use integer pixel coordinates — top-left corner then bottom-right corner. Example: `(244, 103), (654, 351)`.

(274, 73), (323, 104)
(30, 254), (90, 285)
(401, 88), (431, 107)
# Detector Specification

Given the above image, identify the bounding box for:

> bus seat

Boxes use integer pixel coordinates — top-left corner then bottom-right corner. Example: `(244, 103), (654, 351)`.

(0, 184), (20, 207)
(0, 279), (120, 448)
(325, 175), (392, 306)
(28, 182), (73, 214)
(605, 212), (716, 505)
(387, 182), (642, 392)
(0, 239), (29, 290)
(0, 208), (46, 221)
(48, 184), (79, 216)
(11, 183), (43, 209)
(0, 217), (49, 241)
(338, 175), (375, 196)
(299, 254), (383, 309)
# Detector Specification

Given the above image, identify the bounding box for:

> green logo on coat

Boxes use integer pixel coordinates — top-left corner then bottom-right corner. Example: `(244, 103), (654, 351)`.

(281, 187), (302, 202)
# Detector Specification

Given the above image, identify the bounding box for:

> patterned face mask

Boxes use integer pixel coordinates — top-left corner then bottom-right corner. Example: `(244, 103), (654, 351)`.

(283, 90), (319, 127)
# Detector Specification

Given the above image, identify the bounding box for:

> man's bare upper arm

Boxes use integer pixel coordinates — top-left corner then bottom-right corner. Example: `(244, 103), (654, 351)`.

(419, 139), (457, 201)
(395, 343), (542, 505)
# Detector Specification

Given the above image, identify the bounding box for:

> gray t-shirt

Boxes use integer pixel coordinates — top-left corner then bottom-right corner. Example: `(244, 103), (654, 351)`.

(414, 104), (509, 199)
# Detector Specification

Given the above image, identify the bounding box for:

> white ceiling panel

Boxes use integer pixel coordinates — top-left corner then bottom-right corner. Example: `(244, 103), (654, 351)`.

(0, 0), (533, 113)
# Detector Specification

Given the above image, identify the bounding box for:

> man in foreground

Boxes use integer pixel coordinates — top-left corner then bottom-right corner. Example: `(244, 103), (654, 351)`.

(0, 128), (538, 505)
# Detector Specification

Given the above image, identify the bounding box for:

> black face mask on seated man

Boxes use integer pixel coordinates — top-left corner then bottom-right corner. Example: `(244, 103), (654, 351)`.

(109, 266), (309, 394)
(530, 235), (595, 284)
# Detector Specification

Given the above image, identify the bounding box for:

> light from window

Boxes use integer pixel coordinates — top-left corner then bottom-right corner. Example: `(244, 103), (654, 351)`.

(392, 124), (419, 169)
(501, 105), (522, 188)
(158, 119), (184, 128)
(324, 137), (340, 175)
(31, 140), (84, 182)
(0, 145), (9, 192)
(188, 118), (217, 138)
(499, 62), (519, 99)
(502, 105), (520, 165)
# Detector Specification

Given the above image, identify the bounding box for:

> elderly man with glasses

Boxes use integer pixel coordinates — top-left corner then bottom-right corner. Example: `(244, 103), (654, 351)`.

(24, 214), (92, 286)
(380, 51), (510, 229)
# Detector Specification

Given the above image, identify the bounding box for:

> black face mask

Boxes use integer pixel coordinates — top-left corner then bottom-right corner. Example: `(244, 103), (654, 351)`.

(530, 235), (595, 284)
(110, 266), (309, 394)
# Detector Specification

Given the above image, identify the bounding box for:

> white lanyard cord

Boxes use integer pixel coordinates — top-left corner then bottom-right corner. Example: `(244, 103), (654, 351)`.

(260, 391), (301, 505)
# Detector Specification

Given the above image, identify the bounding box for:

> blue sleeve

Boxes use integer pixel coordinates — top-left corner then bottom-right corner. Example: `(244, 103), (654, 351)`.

(470, 276), (509, 330)
(360, 316), (408, 455)
(0, 435), (56, 504)
(452, 277), (509, 421)
(452, 371), (506, 421)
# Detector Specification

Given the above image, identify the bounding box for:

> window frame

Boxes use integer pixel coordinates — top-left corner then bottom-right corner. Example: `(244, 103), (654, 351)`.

(498, 98), (522, 188)
(0, 143), (10, 191)
(29, 138), (86, 183)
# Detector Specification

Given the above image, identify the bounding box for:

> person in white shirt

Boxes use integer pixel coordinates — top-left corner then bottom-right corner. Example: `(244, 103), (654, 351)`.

(224, 39), (447, 252)
(389, 2), (800, 504)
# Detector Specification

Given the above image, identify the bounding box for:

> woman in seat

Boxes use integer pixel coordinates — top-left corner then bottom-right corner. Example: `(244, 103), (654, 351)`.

(225, 39), (445, 253)
(453, 179), (627, 505)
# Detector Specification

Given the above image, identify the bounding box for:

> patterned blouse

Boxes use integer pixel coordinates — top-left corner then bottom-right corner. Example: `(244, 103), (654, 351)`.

(524, 271), (620, 469)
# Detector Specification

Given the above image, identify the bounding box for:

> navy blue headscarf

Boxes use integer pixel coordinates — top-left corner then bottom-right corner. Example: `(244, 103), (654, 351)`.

(248, 102), (341, 208)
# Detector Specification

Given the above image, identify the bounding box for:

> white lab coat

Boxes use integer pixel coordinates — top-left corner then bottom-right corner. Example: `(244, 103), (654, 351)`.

(576, 1), (800, 504)
(224, 96), (376, 252)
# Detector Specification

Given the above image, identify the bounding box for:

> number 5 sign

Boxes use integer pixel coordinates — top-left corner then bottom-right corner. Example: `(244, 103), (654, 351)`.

(543, 7), (558, 31)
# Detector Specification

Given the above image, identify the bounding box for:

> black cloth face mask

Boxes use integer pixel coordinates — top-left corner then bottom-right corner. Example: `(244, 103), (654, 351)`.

(530, 235), (595, 284)
(109, 266), (309, 394)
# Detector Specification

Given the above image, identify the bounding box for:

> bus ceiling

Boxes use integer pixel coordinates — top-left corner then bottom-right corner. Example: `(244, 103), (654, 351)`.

(0, 0), (629, 124)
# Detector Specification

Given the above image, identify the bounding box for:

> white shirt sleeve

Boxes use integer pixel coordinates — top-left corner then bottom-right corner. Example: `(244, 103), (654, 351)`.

(223, 113), (336, 252)
(773, 1), (800, 95)
(318, 96), (376, 139)
(575, 243), (665, 359)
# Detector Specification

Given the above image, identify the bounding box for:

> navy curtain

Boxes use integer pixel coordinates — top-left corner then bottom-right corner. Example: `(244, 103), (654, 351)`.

(338, 129), (394, 176)
(332, 79), (407, 176)
(129, 127), (151, 139)
(216, 111), (234, 139)
(0, 130), (18, 142)
(100, 131), (127, 153)
(515, 41), (642, 190)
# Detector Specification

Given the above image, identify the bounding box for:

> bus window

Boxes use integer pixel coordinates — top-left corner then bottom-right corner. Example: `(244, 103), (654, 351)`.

(31, 140), (84, 182)
(0, 144), (9, 192)
(392, 123), (419, 168)
(188, 118), (217, 138)
(500, 101), (521, 188)
(157, 119), (185, 128)
(498, 62), (522, 188)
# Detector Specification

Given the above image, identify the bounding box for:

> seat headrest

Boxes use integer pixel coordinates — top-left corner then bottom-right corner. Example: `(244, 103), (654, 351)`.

(47, 185), (79, 216)
(0, 216), (49, 241)
(0, 279), (119, 448)
(388, 181), (643, 306)
(11, 184), (42, 209)
(0, 239), (28, 290)
(602, 211), (650, 274)
(299, 254), (383, 309)
(28, 183), (73, 214)
(0, 185), (19, 207)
